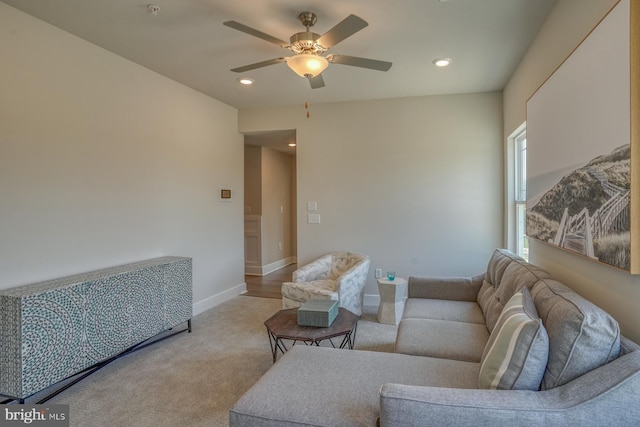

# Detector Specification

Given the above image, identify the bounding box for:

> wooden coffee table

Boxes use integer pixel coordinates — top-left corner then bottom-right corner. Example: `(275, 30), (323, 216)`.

(264, 307), (359, 363)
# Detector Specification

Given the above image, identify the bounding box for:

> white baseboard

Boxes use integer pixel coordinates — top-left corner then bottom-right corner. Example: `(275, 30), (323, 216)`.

(193, 288), (381, 317)
(244, 265), (262, 276)
(363, 293), (381, 307)
(192, 282), (247, 316)
(364, 294), (408, 309)
(245, 256), (295, 276)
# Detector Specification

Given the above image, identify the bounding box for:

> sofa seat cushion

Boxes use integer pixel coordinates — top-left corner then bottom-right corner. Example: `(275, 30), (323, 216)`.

(395, 318), (490, 362)
(402, 298), (485, 324)
(281, 279), (338, 303)
(229, 346), (479, 427)
(532, 278), (620, 390)
(479, 288), (549, 390)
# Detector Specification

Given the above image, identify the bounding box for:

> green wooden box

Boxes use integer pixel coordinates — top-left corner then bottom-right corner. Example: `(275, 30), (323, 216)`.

(297, 299), (338, 327)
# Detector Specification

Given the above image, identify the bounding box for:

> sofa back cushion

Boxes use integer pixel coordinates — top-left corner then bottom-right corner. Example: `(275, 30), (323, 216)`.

(531, 278), (621, 390)
(477, 249), (552, 332)
(479, 288), (549, 390)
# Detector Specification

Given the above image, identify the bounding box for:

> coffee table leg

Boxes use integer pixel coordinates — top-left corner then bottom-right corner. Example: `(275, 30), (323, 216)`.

(351, 321), (358, 348)
(339, 321), (358, 349)
(267, 329), (278, 363)
(338, 332), (351, 349)
(267, 329), (290, 363)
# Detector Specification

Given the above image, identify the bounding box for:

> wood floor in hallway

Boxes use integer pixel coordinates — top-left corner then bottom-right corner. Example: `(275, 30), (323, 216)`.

(244, 263), (297, 299)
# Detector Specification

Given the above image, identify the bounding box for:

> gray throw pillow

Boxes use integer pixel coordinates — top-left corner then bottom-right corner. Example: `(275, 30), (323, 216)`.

(479, 288), (549, 390)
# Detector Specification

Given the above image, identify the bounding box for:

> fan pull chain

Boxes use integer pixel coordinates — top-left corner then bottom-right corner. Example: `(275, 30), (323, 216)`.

(305, 101), (310, 118)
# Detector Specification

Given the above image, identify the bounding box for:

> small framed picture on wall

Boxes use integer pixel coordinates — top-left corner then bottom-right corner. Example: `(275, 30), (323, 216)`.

(219, 187), (232, 202)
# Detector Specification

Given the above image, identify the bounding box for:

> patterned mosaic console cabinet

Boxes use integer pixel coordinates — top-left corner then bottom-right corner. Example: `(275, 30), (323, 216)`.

(0, 256), (192, 400)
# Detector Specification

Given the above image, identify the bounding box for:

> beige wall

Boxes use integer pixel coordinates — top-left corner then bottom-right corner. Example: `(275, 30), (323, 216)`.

(261, 148), (294, 265)
(7, 0), (630, 340)
(504, 0), (640, 342)
(239, 92), (504, 299)
(0, 4), (245, 313)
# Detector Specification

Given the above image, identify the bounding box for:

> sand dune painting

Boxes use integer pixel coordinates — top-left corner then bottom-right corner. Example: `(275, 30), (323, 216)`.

(526, 145), (630, 270)
(526, 0), (632, 271)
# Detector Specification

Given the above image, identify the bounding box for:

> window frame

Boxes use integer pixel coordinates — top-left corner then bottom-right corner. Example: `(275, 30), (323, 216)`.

(513, 127), (528, 260)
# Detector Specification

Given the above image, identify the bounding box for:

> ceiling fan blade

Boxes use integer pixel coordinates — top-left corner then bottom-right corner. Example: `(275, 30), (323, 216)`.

(327, 54), (392, 71)
(316, 15), (368, 48)
(309, 74), (325, 89)
(230, 57), (287, 73)
(223, 21), (289, 48)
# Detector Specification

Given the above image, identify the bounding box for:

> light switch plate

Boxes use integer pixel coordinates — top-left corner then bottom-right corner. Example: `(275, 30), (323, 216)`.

(307, 201), (318, 211)
(307, 213), (321, 224)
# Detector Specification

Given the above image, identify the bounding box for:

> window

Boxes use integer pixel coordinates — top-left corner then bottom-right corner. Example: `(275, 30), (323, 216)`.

(514, 128), (528, 260)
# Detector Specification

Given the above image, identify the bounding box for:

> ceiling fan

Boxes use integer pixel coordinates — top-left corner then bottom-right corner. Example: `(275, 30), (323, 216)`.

(223, 12), (392, 89)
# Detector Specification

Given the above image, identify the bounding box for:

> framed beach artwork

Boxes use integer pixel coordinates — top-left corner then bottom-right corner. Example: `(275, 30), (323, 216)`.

(526, 0), (639, 272)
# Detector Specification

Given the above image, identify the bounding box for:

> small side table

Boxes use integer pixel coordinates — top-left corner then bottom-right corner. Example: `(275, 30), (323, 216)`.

(376, 277), (407, 325)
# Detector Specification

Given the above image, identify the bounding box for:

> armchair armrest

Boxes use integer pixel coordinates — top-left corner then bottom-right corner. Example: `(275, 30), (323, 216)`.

(281, 281), (338, 300)
(380, 350), (640, 426)
(292, 254), (333, 282)
(407, 273), (484, 302)
(335, 258), (370, 294)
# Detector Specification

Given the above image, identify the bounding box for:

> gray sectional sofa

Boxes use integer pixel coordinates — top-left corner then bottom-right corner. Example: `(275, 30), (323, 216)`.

(230, 249), (640, 426)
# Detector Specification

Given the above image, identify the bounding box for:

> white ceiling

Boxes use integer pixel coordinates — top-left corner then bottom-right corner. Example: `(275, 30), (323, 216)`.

(2, 0), (557, 110)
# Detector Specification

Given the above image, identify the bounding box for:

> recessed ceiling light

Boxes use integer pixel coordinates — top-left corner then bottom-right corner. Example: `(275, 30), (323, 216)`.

(433, 58), (452, 67)
(237, 77), (255, 85)
(288, 143), (297, 147)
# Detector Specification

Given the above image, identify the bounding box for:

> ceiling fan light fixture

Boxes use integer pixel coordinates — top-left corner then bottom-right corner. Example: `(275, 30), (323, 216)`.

(287, 54), (329, 78)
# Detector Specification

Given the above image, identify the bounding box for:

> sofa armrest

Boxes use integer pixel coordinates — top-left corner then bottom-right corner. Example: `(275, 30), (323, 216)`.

(380, 384), (536, 426)
(407, 273), (484, 301)
(380, 350), (640, 426)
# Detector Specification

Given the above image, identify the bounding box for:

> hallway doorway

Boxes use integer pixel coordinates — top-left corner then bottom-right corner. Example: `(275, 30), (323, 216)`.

(243, 129), (297, 278)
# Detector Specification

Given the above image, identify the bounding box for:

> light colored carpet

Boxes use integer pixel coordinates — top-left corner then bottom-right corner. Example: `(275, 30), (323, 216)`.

(33, 296), (397, 426)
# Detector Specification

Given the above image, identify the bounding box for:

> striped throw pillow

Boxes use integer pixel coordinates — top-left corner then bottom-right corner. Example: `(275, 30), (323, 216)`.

(479, 287), (549, 390)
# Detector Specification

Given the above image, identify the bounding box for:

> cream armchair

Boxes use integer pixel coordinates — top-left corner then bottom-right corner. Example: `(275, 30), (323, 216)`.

(281, 252), (370, 316)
